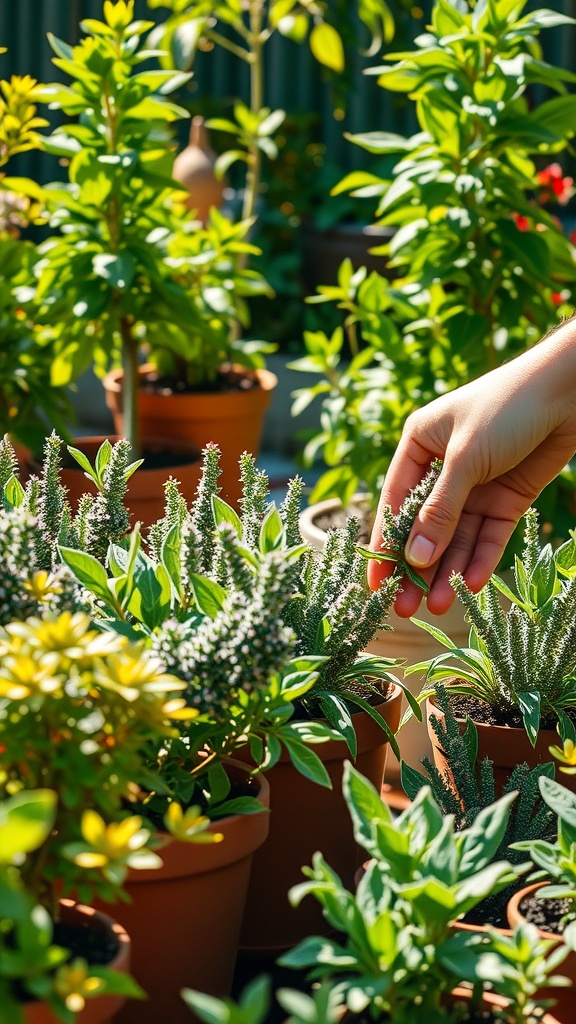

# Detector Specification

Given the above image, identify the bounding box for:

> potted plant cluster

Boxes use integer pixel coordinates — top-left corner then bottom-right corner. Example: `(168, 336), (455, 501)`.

(7, 432), (414, 955)
(28, 0), (282, 507)
(0, 429), (409, 1014)
(183, 764), (575, 1024)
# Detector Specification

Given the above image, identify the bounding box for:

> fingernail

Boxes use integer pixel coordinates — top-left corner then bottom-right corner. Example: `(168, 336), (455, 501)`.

(406, 534), (436, 567)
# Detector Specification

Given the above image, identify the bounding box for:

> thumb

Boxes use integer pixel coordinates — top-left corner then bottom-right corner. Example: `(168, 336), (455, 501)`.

(404, 453), (475, 568)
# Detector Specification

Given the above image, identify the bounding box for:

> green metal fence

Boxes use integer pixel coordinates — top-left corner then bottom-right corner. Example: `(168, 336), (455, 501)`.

(2, 1), (576, 184)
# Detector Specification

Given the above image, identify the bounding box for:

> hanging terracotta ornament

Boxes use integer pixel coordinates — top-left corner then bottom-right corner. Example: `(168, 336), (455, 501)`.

(173, 115), (226, 222)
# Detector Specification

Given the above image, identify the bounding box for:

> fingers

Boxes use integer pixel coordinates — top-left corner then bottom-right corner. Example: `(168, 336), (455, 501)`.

(404, 442), (479, 571)
(367, 431), (446, 593)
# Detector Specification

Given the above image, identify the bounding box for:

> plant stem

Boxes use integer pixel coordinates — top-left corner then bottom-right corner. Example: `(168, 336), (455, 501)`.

(241, 0), (264, 227)
(120, 315), (140, 459)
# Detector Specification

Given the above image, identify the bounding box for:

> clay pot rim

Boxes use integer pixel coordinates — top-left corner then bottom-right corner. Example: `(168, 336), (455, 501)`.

(103, 363), (278, 397)
(505, 881), (562, 942)
(299, 493), (372, 551)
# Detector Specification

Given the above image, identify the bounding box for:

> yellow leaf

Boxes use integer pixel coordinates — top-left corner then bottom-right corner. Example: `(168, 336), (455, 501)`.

(309, 23), (345, 73)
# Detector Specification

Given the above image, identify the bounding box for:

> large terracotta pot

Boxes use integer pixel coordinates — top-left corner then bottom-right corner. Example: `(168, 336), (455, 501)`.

(104, 365), (277, 507)
(426, 692), (576, 795)
(24, 899), (132, 1024)
(109, 765), (270, 1024)
(299, 497), (470, 780)
(507, 882), (575, 1024)
(239, 686), (402, 954)
(57, 435), (202, 527)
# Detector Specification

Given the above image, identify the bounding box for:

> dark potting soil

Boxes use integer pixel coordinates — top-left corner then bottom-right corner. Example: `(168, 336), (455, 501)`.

(519, 892), (569, 934)
(448, 692), (567, 730)
(15, 912), (119, 1003)
(53, 915), (120, 965)
(140, 364), (260, 396)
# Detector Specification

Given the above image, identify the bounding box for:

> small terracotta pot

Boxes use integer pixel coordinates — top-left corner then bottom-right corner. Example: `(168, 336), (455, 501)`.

(24, 899), (131, 1024)
(426, 691), (576, 796)
(54, 434), (202, 527)
(239, 686), (403, 954)
(506, 881), (575, 1024)
(107, 763), (270, 1024)
(104, 365), (277, 507)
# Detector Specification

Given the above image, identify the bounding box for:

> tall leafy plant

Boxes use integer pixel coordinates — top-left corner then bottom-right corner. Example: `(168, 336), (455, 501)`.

(34, 0), (271, 455)
(292, 0), (576, 524)
(0, 67), (72, 453)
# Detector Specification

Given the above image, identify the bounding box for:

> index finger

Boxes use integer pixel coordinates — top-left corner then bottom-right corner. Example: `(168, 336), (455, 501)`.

(367, 436), (441, 591)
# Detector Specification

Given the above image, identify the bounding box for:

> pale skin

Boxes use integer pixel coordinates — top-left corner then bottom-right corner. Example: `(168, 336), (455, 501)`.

(368, 317), (576, 617)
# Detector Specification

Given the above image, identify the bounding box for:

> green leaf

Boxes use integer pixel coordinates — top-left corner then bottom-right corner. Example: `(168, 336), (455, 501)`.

(281, 735), (332, 788)
(517, 690), (541, 746)
(0, 790), (57, 863)
(343, 761), (392, 855)
(3, 475), (25, 509)
(161, 522), (183, 600)
(318, 693), (357, 758)
(59, 547), (111, 604)
(66, 445), (99, 485)
(259, 507), (284, 553)
(92, 251), (137, 290)
(211, 495), (243, 538)
(539, 776), (576, 828)
(189, 573), (227, 619)
(400, 760), (429, 801)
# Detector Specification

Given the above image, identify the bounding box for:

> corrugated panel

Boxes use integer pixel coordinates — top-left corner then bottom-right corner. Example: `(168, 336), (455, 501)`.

(1, 1), (575, 181)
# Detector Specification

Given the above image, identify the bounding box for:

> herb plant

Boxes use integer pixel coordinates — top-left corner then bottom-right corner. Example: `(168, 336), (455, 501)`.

(83, 442), (417, 759)
(408, 509), (576, 745)
(279, 762), (567, 1023)
(359, 456), (442, 592)
(401, 684), (556, 924)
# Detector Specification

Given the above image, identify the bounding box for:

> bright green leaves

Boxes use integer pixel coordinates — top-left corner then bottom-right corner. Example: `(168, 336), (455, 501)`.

(0, 790), (57, 865)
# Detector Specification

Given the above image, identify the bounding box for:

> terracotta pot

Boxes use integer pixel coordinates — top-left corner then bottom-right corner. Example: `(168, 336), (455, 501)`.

(108, 764), (270, 1024)
(298, 497), (470, 781)
(426, 692), (576, 796)
(293, 986), (562, 1022)
(55, 435), (202, 527)
(104, 365), (277, 507)
(507, 882), (575, 1024)
(24, 898), (131, 1024)
(239, 686), (402, 954)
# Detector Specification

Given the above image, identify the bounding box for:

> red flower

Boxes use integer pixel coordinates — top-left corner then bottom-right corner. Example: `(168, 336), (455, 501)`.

(537, 163), (574, 205)
(514, 213), (529, 231)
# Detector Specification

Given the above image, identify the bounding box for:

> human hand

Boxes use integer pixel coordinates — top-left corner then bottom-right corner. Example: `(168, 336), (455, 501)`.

(368, 326), (576, 616)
